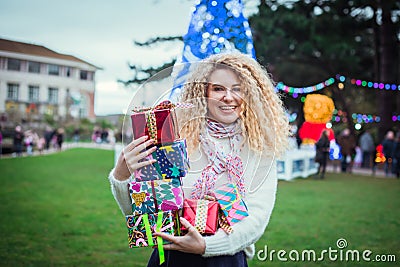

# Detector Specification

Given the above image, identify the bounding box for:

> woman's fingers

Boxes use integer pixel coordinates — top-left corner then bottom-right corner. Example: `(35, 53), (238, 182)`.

(135, 159), (157, 169)
(125, 136), (150, 152)
(179, 217), (193, 231)
(123, 136), (158, 173)
(114, 136), (157, 180)
(132, 140), (156, 157)
(126, 145), (156, 163)
(154, 231), (176, 244)
(154, 217), (205, 254)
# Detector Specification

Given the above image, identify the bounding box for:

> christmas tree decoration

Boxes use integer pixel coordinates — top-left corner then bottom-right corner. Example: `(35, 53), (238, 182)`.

(170, 0), (255, 99)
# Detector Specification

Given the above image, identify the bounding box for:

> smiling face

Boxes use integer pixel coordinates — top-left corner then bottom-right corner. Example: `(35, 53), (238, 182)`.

(206, 67), (243, 124)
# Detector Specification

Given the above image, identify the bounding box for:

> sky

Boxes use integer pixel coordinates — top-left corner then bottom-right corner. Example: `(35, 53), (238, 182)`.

(0, 0), (196, 115)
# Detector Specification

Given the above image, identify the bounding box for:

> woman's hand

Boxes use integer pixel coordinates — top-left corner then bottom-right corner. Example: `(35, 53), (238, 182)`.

(155, 217), (206, 255)
(113, 136), (157, 181)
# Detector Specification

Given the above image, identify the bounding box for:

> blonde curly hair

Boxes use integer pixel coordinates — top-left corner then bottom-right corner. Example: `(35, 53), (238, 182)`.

(177, 53), (289, 157)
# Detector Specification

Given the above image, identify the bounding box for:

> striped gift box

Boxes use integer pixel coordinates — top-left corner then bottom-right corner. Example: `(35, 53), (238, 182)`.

(214, 183), (248, 225)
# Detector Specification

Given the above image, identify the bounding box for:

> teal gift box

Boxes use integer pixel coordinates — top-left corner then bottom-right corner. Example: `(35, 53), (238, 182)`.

(134, 139), (189, 181)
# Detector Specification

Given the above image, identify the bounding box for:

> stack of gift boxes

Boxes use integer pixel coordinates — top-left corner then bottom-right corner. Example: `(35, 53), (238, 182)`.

(124, 101), (250, 263)
(125, 101), (188, 263)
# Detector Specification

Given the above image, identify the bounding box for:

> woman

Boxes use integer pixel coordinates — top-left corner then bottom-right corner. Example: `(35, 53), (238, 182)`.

(108, 53), (289, 266)
(315, 130), (330, 179)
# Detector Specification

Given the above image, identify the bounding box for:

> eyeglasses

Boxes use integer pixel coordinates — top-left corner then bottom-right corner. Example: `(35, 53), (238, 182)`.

(207, 83), (243, 96)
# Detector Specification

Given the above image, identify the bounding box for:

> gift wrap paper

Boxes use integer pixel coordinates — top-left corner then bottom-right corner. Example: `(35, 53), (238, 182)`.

(126, 210), (180, 248)
(134, 139), (189, 181)
(182, 198), (219, 235)
(131, 108), (179, 144)
(126, 210), (181, 264)
(129, 179), (184, 215)
(214, 184), (248, 225)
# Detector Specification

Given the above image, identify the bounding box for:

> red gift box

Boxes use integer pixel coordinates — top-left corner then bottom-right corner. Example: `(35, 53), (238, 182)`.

(131, 102), (179, 144)
(182, 198), (219, 235)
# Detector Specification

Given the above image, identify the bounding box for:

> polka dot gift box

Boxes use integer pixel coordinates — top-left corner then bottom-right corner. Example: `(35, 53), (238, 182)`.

(134, 139), (189, 181)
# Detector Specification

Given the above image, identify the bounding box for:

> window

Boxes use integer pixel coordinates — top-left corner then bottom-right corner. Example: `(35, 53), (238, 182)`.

(7, 58), (21, 71)
(28, 61), (41, 73)
(48, 87), (58, 104)
(48, 64), (59, 75)
(28, 86), (40, 102)
(7, 83), (19, 100)
(80, 70), (88, 80)
(66, 67), (71, 77)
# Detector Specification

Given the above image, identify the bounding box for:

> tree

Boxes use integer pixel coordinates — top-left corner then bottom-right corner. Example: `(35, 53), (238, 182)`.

(249, 0), (399, 139)
(118, 37), (181, 85)
(376, 0), (400, 140)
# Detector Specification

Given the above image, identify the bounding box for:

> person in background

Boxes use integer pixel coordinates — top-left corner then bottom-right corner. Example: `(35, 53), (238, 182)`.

(13, 125), (24, 157)
(353, 146), (362, 168)
(37, 136), (46, 155)
(24, 130), (34, 156)
(56, 128), (64, 151)
(315, 130), (330, 179)
(101, 128), (109, 143)
(0, 126), (3, 158)
(382, 130), (396, 177)
(337, 128), (356, 173)
(392, 131), (400, 179)
(108, 53), (290, 267)
(359, 129), (375, 168)
(44, 126), (54, 150)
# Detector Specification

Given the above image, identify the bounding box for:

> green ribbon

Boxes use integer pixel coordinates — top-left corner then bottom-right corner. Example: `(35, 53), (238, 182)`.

(142, 214), (154, 247)
(156, 211), (165, 264)
(142, 212), (165, 264)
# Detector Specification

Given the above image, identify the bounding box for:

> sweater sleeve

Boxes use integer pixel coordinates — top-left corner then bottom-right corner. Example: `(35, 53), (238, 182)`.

(202, 157), (278, 258)
(108, 168), (132, 216)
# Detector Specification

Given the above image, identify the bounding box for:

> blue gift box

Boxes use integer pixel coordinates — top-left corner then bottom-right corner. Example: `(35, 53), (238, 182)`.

(134, 139), (189, 181)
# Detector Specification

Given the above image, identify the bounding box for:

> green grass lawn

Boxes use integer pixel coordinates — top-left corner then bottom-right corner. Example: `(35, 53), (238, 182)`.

(0, 148), (399, 266)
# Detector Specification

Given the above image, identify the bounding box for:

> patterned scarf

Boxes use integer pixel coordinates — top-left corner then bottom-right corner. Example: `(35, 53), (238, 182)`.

(191, 119), (246, 199)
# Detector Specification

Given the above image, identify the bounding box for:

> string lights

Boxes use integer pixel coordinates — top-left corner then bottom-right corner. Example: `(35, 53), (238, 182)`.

(275, 77), (335, 96)
(331, 110), (382, 124)
(276, 74), (400, 95)
(277, 76), (399, 124)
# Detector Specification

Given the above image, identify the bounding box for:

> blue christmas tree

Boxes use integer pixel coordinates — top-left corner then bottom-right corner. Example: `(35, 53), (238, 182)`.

(170, 0), (256, 98)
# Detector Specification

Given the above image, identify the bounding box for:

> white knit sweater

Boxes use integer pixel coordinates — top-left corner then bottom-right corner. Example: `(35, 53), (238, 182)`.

(108, 136), (277, 259)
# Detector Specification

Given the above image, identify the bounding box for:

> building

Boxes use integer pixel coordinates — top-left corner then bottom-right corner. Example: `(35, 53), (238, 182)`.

(0, 38), (100, 125)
